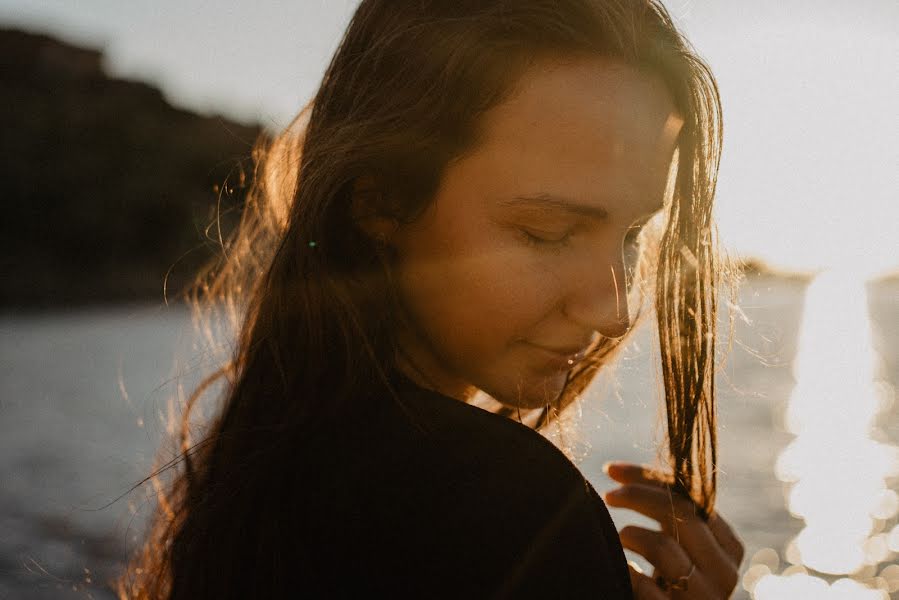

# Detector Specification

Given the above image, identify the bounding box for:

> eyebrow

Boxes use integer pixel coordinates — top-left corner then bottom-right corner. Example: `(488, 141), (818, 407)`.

(498, 193), (610, 222)
(499, 193), (666, 225)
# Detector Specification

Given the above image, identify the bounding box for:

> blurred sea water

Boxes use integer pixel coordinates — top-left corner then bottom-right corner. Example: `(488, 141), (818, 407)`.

(1, 274), (897, 599)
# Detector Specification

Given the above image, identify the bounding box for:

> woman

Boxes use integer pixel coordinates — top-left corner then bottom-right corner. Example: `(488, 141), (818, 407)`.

(120, 0), (744, 598)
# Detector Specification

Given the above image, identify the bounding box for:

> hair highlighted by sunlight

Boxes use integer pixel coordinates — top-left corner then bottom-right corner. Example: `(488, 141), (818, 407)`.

(119, 1), (728, 597)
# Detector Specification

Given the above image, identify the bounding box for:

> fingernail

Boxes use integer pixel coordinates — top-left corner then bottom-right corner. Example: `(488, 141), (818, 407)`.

(605, 488), (623, 500)
(602, 462), (613, 474)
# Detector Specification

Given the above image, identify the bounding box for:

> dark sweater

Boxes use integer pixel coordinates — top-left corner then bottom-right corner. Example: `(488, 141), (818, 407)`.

(297, 374), (634, 599)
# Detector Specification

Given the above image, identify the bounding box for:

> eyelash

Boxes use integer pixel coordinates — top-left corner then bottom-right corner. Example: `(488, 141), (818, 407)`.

(520, 226), (643, 252)
(520, 229), (573, 250)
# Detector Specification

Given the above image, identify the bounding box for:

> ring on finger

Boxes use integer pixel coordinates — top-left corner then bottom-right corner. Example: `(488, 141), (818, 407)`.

(655, 564), (696, 592)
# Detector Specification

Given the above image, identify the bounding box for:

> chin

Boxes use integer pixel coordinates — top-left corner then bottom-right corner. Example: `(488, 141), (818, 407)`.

(489, 372), (568, 410)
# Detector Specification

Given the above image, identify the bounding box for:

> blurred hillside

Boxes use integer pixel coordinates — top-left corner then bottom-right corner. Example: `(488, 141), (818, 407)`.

(1, 28), (263, 309)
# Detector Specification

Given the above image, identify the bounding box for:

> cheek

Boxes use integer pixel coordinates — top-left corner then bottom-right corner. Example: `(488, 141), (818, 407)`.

(395, 232), (562, 360)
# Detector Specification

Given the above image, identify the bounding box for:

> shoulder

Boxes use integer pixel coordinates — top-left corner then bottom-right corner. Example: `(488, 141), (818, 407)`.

(387, 374), (585, 485)
(428, 389), (586, 484)
(371, 378), (634, 598)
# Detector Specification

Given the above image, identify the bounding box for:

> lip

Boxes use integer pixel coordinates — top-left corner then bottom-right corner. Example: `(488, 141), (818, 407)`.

(524, 341), (592, 370)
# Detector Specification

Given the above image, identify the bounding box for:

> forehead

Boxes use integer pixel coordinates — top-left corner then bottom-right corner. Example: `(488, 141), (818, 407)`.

(457, 57), (682, 217)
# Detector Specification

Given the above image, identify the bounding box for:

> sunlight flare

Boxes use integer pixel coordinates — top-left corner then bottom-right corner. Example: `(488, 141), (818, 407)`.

(751, 269), (898, 599)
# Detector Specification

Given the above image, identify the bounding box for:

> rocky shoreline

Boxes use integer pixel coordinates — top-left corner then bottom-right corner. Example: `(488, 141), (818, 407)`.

(1, 28), (264, 309)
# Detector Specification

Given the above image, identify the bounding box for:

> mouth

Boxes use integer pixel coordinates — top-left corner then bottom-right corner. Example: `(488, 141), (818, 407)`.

(524, 341), (592, 371)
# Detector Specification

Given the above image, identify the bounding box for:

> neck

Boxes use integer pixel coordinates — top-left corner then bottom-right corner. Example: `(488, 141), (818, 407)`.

(394, 334), (477, 403)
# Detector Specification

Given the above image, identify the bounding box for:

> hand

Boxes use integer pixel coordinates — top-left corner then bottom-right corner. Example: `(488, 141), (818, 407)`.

(602, 462), (744, 599)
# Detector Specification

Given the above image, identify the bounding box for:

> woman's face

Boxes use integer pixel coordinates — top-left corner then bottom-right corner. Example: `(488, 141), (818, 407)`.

(391, 58), (683, 408)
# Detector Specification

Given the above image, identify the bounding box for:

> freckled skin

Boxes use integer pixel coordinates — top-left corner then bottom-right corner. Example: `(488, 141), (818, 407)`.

(392, 57), (683, 408)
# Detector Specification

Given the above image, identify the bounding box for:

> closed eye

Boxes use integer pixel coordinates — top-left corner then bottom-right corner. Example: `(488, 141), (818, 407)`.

(520, 228), (573, 249)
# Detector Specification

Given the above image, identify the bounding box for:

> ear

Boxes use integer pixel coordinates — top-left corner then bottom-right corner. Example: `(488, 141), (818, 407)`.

(350, 175), (398, 242)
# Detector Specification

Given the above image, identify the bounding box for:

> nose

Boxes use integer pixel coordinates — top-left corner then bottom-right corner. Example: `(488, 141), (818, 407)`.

(563, 246), (631, 340)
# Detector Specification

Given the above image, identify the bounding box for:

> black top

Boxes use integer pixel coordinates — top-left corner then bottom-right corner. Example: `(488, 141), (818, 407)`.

(298, 374), (634, 599)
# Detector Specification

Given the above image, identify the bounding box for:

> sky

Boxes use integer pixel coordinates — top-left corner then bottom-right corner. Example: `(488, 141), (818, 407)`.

(2, 0), (896, 276)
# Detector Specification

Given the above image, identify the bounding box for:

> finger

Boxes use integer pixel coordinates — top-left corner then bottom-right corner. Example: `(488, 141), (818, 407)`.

(605, 483), (706, 531)
(628, 564), (669, 600)
(620, 526), (692, 576)
(605, 462), (746, 569)
(605, 484), (737, 588)
(621, 527), (719, 599)
(604, 462), (673, 488)
(707, 511), (745, 567)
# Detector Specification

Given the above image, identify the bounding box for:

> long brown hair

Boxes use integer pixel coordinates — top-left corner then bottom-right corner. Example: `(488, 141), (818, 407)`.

(119, 1), (726, 597)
